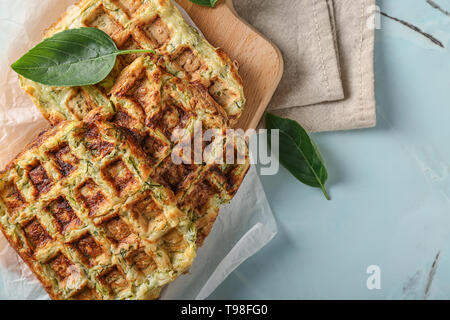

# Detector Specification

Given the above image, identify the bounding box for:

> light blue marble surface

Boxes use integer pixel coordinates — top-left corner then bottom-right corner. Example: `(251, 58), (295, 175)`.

(210, 0), (450, 299)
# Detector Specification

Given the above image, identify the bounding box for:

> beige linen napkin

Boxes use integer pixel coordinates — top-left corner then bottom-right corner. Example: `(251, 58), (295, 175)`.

(235, 0), (376, 132)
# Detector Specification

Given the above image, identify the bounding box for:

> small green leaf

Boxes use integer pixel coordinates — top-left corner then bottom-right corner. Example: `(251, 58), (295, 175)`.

(266, 113), (330, 200)
(11, 28), (154, 87)
(189, 0), (218, 8)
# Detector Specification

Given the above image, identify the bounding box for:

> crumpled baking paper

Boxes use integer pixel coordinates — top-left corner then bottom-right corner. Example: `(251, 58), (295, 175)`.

(0, 0), (277, 300)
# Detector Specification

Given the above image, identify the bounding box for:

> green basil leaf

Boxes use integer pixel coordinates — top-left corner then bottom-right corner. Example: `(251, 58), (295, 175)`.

(266, 113), (330, 200)
(189, 0), (218, 8)
(11, 28), (154, 87)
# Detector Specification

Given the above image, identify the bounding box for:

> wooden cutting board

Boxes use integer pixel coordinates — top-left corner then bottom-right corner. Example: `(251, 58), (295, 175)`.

(176, 0), (284, 130)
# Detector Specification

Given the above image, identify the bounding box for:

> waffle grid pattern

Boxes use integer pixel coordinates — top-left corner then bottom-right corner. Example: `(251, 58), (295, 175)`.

(107, 56), (249, 245)
(0, 121), (196, 300)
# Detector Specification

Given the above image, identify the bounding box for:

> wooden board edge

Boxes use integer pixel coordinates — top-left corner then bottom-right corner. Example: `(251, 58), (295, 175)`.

(225, 0), (284, 129)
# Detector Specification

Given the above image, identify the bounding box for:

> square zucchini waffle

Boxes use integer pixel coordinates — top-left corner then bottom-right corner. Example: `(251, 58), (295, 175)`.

(106, 56), (250, 245)
(1, 0), (250, 299)
(19, 0), (246, 126)
(0, 120), (197, 300)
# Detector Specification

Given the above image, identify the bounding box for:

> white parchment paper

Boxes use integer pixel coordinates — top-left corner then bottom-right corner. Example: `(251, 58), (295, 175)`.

(0, 0), (277, 300)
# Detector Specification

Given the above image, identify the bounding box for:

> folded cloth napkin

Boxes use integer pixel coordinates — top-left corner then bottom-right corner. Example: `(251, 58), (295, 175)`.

(235, 0), (376, 132)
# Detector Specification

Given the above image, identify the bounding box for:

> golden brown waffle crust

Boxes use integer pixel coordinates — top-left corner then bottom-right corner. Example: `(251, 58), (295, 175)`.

(0, 124), (73, 299)
(0, 120), (197, 299)
(0, 123), (74, 300)
(105, 56), (250, 245)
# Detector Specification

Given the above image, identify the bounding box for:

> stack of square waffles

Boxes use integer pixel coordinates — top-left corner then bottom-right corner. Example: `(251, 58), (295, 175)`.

(0, 0), (249, 300)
